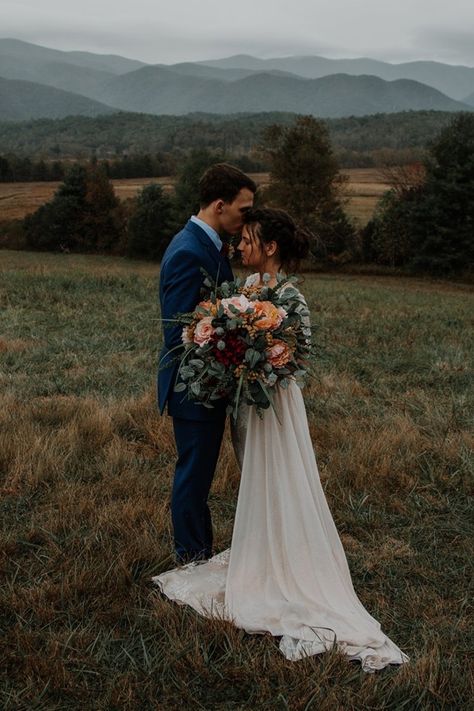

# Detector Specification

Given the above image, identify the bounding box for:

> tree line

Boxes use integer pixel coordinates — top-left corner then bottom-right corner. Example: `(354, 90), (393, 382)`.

(4, 113), (473, 278)
(0, 152), (265, 183)
(0, 110), (456, 169)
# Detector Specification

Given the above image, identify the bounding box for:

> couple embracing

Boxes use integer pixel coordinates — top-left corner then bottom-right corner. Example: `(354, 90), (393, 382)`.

(154, 163), (408, 672)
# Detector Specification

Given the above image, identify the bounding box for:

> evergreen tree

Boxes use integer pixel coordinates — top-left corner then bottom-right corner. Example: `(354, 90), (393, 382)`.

(81, 163), (124, 252)
(0, 156), (12, 181)
(173, 149), (225, 225)
(410, 113), (474, 274)
(365, 113), (474, 274)
(261, 116), (356, 261)
(126, 184), (175, 259)
(23, 163), (124, 253)
(24, 164), (88, 250)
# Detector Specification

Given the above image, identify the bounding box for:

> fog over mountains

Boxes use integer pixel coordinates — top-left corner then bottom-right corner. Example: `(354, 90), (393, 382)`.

(0, 38), (473, 121)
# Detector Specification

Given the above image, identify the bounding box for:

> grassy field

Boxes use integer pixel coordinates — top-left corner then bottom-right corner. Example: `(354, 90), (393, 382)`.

(1, 251), (473, 710)
(0, 169), (388, 226)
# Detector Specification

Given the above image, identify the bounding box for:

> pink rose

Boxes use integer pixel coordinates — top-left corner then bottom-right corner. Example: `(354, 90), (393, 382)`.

(221, 294), (254, 317)
(193, 316), (215, 345)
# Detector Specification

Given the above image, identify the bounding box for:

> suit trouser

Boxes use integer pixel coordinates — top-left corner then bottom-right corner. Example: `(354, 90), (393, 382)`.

(171, 416), (226, 562)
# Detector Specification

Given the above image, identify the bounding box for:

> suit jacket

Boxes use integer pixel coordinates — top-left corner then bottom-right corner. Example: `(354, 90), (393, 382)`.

(158, 219), (234, 421)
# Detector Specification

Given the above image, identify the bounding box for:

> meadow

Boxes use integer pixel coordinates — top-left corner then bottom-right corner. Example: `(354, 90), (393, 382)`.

(0, 169), (388, 226)
(0, 250), (473, 710)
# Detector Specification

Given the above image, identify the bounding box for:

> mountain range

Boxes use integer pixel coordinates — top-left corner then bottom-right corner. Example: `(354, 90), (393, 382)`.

(0, 38), (473, 121)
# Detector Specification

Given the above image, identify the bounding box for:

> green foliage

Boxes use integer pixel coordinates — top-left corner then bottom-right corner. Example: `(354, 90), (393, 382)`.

(126, 184), (175, 259)
(410, 113), (474, 274)
(365, 113), (474, 275)
(361, 188), (423, 267)
(23, 162), (125, 253)
(262, 115), (356, 260)
(0, 110), (459, 168)
(0, 219), (26, 250)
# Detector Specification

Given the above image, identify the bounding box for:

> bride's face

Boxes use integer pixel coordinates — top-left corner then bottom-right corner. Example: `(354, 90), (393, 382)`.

(237, 224), (268, 270)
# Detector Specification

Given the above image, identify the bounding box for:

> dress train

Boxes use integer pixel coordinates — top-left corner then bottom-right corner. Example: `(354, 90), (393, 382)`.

(153, 380), (408, 672)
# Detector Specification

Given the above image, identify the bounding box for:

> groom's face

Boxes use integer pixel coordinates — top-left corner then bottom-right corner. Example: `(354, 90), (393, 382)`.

(218, 188), (254, 235)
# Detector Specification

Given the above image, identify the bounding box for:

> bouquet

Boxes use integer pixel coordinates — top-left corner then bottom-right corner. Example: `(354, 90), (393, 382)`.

(164, 272), (313, 421)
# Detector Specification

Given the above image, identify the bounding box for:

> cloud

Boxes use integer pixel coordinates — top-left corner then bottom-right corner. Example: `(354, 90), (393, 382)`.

(414, 27), (474, 65)
(0, 1), (473, 65)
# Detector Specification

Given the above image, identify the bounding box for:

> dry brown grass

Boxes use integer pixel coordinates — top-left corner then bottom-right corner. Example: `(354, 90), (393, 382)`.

(1, 251), (473, 709)
(0, 169), (390, 225)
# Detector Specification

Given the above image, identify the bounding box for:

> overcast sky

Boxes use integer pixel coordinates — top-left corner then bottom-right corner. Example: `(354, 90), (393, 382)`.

(1, 0), (474, 66)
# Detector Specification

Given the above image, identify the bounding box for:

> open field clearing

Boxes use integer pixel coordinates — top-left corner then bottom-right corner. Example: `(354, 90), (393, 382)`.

(1, 251), (473, 709)
(0, 169), (389, 225)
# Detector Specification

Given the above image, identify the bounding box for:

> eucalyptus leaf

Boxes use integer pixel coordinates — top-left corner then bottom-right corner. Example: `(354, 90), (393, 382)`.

(189, 359), (205, 369)
(190, 382), (201, 396)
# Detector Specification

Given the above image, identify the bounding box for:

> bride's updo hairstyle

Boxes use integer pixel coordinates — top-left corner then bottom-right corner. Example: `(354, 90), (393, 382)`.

(243, 207), (311, 272)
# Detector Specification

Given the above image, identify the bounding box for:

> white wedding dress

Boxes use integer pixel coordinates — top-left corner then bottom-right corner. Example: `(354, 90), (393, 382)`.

(153, 275), (409, 672)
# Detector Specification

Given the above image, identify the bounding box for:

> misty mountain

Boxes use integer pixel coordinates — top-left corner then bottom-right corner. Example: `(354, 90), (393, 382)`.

(198, 54), (474, 102)
(464, 91), (474, 107)
(0, 77), (117, 121)
(0, 52), (114, 98)
(0, 39), (472, 119)
(154, 62), (298, 82)
(92, 67), (470, 116)
(0, 38), (146, 76)
(95, 65), (217, 113)
(2, 39), (474, 103)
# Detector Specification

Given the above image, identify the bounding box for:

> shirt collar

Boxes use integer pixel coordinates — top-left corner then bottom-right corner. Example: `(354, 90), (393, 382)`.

(190, 215), (222, 252)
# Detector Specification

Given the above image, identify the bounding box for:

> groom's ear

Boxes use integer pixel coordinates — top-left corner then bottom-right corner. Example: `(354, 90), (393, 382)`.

(214, 199), (225, 214)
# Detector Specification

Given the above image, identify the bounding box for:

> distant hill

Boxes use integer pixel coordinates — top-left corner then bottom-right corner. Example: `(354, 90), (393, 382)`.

(0, 39), (472, 119)
(0, 38), (146, 102)
(154, 62), (297, 82)
(464, 91), (474, 107)
(0, 77), (118, 121)
(0, 38), (146, 75)
(0, 53), (114, 97)
(96, 65), (217, 113)
(198, 54), (474, 102)
(94, 68), (470, 116)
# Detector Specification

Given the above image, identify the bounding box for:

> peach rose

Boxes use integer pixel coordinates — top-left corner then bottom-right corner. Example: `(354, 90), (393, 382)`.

(266, 339), (292, 367)
(253, 301), (286, 330)
(221, 294), (254, 317)
(193, 316), (215, 345)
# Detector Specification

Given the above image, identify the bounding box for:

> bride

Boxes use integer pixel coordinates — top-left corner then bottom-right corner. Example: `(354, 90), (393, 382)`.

(153, 208), (409, 673)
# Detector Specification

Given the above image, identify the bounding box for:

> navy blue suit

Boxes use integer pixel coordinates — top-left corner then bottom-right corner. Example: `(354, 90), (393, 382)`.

(158, 219), (233, 562)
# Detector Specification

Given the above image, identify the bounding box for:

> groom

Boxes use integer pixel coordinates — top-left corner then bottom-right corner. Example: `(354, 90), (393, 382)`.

(158, 163), (256, 564)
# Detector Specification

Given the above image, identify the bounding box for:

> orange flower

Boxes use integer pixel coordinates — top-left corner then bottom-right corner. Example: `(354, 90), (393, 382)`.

(266, 339), (293, 367)
(253, 301), (285, 330)
(196, 299), (219, 318)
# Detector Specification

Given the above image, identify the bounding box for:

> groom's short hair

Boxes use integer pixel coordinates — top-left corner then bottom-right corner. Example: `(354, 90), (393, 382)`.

(199, 163), (257, 207)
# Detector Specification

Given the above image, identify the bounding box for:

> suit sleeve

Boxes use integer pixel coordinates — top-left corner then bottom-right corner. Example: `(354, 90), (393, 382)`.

(160, 249), (205, 351)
